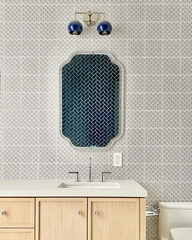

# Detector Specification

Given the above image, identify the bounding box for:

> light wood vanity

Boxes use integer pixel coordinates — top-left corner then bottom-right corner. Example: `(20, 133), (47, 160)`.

(0, 197), (146, 240)
(0, 180), (147, 240)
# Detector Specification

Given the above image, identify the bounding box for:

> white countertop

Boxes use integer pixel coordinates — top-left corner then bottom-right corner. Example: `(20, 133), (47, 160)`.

(0, 180), (147, 197)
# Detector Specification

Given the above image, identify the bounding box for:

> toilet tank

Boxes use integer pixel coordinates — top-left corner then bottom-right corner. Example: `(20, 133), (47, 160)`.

(159, 202), (192, 240)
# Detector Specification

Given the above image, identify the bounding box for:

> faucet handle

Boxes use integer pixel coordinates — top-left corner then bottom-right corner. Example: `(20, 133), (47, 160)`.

(101, 172), (112, 182)
(69, 172), (80, 182)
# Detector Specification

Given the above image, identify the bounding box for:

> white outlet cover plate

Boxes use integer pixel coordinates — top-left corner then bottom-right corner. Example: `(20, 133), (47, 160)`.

(113, 153), (122, 166)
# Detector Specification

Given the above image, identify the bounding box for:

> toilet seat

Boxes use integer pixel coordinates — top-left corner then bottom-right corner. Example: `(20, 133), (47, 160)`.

(170, 228), (192, 240)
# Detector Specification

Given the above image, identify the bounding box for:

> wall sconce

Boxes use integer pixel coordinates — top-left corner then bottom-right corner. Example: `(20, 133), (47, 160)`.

(67, 11), (112, 36)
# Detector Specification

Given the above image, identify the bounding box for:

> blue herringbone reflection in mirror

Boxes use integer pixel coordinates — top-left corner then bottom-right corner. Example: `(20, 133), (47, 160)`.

(62, 54), (120, 148)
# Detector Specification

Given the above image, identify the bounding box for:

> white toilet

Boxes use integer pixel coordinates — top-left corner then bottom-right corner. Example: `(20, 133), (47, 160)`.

(169, 228), (192, 240)
(159, 202), (192, 240)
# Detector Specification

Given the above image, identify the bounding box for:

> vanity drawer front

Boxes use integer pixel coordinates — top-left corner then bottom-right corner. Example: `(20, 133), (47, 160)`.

(0, 198), (35, 227)
(0, 229), (34, 240)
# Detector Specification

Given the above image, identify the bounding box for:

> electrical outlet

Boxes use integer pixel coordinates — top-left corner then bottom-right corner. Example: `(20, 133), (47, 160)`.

(113, 153), (122, 166)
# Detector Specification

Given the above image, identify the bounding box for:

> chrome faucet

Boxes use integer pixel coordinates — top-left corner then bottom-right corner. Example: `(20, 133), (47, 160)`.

(88, 158), (92, 182)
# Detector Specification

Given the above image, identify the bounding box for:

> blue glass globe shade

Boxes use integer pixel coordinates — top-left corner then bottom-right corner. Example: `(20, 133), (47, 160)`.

(97, 21), (112, 35)
(68, 21), (83, 35)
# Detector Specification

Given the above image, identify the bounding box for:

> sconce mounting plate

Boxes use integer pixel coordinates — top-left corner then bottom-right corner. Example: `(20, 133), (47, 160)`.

(83, 13), (98, 26)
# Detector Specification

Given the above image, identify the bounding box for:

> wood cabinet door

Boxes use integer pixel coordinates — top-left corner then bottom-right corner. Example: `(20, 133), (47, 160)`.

(88, 198), (140, 240)
(36, 198), (87, 240)
(0, 229), (34, 240)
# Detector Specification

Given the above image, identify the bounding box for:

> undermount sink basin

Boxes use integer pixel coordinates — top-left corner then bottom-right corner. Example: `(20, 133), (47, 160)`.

(57, 182), (120, 189)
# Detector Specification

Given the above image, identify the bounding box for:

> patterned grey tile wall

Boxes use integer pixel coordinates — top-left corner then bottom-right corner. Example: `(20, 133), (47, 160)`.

(0, 73), (2, 164)
(0, 1), (192, 239)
